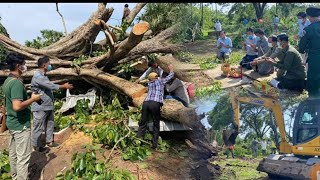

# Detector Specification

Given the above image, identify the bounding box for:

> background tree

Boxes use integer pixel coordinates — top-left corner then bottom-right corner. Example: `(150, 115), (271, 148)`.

(0, 17), (8, 63)
(25, 29), (64, 49)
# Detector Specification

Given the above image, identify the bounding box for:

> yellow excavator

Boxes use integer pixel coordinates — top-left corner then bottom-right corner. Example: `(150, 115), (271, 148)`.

(223, 88), (320, 180)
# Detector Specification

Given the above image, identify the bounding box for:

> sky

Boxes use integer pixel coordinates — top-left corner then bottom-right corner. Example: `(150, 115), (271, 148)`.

(0, 3), (141, 44)
(0, 3), (280, 45)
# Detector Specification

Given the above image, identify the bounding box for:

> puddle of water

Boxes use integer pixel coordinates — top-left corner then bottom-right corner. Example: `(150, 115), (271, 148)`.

(193, 98), (217, 129)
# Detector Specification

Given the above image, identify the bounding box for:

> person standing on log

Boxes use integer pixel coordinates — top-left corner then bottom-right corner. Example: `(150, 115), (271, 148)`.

(135, 58), (163, 84)
(137, 64), (174, 149)
(31, 56), (73, 153)
(2, 52), (41, 180)
(122, 4), (131, 24)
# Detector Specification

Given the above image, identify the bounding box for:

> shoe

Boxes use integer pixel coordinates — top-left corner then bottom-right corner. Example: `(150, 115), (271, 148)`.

(151, 144), (157, 150)
(33, 146), (49, 153)
(46, 142), (59, 148)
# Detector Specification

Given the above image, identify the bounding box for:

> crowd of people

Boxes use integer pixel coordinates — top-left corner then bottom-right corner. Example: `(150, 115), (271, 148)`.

(215, 8), (320, 95)
(2, 4), (320, 179)
(215, 6), (320, 159)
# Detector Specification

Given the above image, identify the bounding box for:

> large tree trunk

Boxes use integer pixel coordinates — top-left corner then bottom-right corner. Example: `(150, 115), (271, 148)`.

(0, 3), (217, 156)
(252, 3), (267, 19)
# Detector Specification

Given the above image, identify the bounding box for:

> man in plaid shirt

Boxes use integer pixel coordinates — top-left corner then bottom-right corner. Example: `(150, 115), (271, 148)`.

(137, 64), (174, 149)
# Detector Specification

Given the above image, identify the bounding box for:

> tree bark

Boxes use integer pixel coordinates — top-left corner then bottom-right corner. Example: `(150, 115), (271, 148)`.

(0, 3), (217, 157)
(252, 3), (267, 19)
(95, 21), (150, 68)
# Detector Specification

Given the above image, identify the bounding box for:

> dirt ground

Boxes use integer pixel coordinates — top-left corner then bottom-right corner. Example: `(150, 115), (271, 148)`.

(0, 38), (277, 180)
(0, 131), (204, 180)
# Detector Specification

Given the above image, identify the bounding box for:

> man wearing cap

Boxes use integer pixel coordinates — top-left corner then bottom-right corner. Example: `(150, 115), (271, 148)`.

(298, 7), (320, 97)
(136, 64), (174, 149)
(266, 34), (306, 91)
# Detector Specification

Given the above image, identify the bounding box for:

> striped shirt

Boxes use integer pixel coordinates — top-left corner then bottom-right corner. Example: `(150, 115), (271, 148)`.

(145, 72), (174, 103)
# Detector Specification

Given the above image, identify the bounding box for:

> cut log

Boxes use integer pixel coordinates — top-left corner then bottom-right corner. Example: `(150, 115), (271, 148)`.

(118, 25), (179, 64)
(94, 21), (150, 68)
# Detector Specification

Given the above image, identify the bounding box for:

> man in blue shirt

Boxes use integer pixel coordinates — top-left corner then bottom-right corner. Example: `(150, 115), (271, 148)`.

(31, 56), (73, 152)
(273, 15), (280, 33)
(216, 31), (232, 62)
(243, 17), (249, 26)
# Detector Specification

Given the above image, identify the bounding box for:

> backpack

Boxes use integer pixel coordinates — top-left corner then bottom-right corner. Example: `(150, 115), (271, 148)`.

(185, 82), (195, 98)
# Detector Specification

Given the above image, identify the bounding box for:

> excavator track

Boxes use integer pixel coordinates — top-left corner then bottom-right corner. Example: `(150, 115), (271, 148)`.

(257, 154), (320, 180)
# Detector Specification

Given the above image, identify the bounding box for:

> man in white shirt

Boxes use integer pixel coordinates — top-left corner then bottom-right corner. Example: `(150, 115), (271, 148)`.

(240, 28), (258, 69)
(214, 19), (222, 40)
(261, 139), (267, 155)
(216, 31), (232, 62)
(296, 12), (311, 66)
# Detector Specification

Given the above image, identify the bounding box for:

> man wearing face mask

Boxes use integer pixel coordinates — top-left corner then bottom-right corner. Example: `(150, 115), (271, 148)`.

(31, 56), (73, 152)
(296, 12), (311, 40)
(240, 28), (258, 69)
(2, 52), (41, 180)
(296, 12), (311, 66)
(250, 35), (280, 75)
(254, 28), (269, 57)
(298, 7), (320, 98)
(267, 34), (306, 91)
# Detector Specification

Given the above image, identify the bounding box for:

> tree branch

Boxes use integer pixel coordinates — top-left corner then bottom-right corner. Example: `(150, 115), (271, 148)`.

(56, 3), (68, 35)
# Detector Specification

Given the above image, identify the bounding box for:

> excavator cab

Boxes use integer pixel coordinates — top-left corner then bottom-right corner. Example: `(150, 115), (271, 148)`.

(223, 88), (320, 179)
(292, 98), (320, 148)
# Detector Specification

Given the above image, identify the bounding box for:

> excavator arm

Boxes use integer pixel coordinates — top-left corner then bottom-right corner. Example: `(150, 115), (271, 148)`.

(225, 89), (292, 154)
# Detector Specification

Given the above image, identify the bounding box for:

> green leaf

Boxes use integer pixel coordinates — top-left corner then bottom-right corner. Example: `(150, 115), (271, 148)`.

(79, 158), (85, 171)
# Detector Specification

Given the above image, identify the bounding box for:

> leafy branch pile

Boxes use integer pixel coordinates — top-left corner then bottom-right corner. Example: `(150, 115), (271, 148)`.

(0, 150), (11, 180)
(55, 149), (136, 180)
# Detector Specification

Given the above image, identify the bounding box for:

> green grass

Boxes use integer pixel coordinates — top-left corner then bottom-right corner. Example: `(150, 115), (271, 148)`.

(212, 158), (267, 180)
(189, 51), (244, 70)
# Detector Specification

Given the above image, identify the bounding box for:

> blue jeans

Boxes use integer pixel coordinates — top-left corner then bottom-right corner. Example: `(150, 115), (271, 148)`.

(164, 95), (188, 107)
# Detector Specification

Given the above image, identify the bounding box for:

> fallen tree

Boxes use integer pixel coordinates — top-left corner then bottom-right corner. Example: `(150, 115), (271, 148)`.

(0, 3), (216, 155)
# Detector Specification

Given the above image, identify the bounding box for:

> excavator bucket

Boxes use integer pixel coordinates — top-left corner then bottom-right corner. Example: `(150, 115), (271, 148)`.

(222, 128), (239, 146)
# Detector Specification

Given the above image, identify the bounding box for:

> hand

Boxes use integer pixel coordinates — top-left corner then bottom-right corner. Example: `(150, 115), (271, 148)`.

(0, 106), (5, 114)
(250, 44), (256, 48)
(168, 64), (174, 72)
(220, 42), (225, 47)
(31, 93), (41, 102)
(135, 79), (141, 84)
(294, 35), (299, 40)
(62, 82), (73, 89)
(265, 57), (275, 64)
(250, 61), (257, 66)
